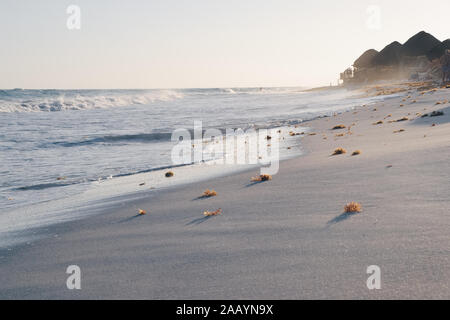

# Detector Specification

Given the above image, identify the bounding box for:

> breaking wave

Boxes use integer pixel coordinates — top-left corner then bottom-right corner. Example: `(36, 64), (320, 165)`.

(0, 89), (184, 112)
(0, 87), (309, 112)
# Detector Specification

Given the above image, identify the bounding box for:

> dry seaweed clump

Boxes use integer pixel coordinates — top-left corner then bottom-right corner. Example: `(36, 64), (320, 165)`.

(344, 202), (362, 213)
(202, 189), (217, 197)
(332, 124), (346, 130)
(332, 147), (347, 155)
(352, 150), (361, 156)
(251, 174), (272, 182)
(203, 208), (222, 217)
(165, 171), (174, 177)
(395, 117), (409, 122)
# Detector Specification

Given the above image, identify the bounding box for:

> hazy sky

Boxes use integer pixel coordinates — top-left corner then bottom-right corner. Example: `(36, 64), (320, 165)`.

(1, 0), (449, 89)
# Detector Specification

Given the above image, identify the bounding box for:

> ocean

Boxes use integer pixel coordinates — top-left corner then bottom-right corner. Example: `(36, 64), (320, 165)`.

(0, 87), (388, 246)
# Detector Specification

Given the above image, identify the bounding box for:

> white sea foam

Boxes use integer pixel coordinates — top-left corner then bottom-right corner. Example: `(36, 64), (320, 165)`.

(0, 87), (310, 113)
(0, 89), (183, 112)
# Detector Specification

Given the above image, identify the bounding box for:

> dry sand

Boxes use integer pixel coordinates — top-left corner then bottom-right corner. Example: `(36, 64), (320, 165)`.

(1, 86), (449, 299)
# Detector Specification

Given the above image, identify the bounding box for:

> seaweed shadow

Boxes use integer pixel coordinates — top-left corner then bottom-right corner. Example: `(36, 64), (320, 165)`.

(192, 195), (212, 201)
(118, 214), (144, 223)
(412, 106), (449, 125)
(185, 216), (213, 226)
(326, 211), (359, 226)
(245, 180), (265, 188)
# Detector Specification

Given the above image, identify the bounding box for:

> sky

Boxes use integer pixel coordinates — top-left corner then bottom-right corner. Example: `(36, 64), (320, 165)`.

(0, 0), (449, 89)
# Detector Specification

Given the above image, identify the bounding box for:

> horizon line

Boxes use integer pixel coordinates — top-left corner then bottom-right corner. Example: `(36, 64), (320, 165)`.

(1, 84), (328, 91)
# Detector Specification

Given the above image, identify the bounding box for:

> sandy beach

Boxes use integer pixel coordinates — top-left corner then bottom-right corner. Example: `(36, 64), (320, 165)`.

(1, 85), (449, 299)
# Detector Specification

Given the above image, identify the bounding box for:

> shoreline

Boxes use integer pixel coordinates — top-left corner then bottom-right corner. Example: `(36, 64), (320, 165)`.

(1, 83), (449, 299)
(0, 86), (390, 247)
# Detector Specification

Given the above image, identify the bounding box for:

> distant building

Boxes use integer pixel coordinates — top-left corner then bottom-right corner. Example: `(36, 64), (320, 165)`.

(339, 31), (448, 86)
(340, 67), (354, 84)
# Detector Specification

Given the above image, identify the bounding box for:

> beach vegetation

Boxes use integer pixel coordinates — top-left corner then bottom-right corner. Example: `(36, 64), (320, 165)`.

(203, 208), (222, 216)
(251, 174), (272, 182)
(344, 202), (362, 213)
(165, 171), (174, 177)
(332, 147), (347, 155)
(202, 189), (217, 197)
